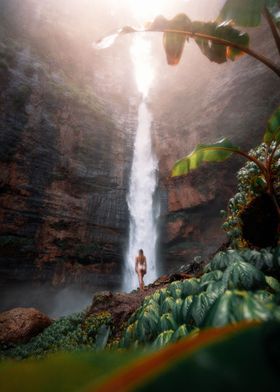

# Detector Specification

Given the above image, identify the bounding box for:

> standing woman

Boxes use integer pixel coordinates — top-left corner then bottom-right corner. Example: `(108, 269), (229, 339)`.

(135, 249), (147, 291)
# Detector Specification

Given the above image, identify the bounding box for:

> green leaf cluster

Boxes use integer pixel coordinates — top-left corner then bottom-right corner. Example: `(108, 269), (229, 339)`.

(222, 142), (280, 246)
(120, 248), (280, 349)
(0, 311), (112, 360)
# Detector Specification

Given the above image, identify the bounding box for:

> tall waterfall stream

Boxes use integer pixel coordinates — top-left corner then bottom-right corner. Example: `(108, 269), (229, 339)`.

(123, 35), (159, 292)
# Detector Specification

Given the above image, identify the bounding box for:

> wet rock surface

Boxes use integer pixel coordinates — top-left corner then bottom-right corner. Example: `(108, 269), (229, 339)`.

(0, 307), (52, 345)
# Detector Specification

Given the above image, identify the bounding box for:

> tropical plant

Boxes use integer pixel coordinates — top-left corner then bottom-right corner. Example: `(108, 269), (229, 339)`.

(221, 143), (280, 247)
(218, 0), (280, 55)
(96, 1), (280, 76)
(172, 107), (280, 244)
(1, 322), (280, 392)
(120, 248), (280, 349)
(95, 4), (280, 246)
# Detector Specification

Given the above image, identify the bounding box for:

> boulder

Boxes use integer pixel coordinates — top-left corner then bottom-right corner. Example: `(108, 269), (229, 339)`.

(0, 307), (52, 345)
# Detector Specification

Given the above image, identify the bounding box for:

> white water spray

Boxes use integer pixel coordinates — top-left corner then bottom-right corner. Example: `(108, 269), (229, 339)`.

(123, 35), (159, 292)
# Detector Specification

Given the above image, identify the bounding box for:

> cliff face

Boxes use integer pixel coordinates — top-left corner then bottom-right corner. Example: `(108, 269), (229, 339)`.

(0, 0), (137, 291)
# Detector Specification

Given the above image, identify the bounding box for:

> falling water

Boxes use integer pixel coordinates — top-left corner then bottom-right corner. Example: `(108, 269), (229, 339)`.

(123, 35), (159, 292)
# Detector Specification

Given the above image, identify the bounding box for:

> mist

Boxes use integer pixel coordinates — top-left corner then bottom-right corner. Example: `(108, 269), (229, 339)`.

(0, 284), (94, 318)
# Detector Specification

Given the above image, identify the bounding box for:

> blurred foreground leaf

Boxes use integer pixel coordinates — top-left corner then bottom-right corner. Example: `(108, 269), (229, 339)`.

(1, 322), (280, 392)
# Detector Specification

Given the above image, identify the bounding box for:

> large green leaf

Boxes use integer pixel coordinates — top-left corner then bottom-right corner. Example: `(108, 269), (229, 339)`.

(263, 106), (280, 144)
(219, 0), (265, 27)
(2, 323), (280, 392)
(181, 278), (201, 297)
(160, 313), (178, 333)
(190, 291), (221, 326)
(200, 270), (224, 286)
(222, 260), (266, 290)
(160, 296), (176, 314)
(172, 138), (240, 177)
(205, 249), (244, 272)
(97, 322), (280, 392)
(162, 14), (191, 65)
(204, 290), (278, 327)
(192, 21), (249, 63)
(171, 324), (189, 343)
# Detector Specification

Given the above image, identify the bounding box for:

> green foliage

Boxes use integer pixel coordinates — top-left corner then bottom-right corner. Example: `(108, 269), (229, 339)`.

(192, 21), (249, 63)
(204, 250), (243, 272)
(97, 14), (249, 67)
(1, 322), (280, 392)
(0, 311), (112, 360)
(219, 0), (280, 27)
(222, 143), (280, 246)
(204, 290), (278, 327)
(121, 247), (280, 349)
(219, 0), (265, 27)
(222, 260), (266, 290)
(162, 14), (191, 65)
(264, 105), (280, 144)
(172, 138), (240, 177)
(120, 248), (280, 348)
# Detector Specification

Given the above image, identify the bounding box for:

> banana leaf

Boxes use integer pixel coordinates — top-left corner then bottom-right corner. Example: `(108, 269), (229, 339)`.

(172, 138), (240, 177)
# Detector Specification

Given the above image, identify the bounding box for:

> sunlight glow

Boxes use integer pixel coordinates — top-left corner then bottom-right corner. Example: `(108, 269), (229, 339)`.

(128, 0), (169, 21)
(130, 34), (154, 97)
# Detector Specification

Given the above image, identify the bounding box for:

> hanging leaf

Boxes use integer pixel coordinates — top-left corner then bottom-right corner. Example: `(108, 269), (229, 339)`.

(263, 105), (280, 144)
(192, 21), (249, 63)
(172, 138), (240, 177)
(218, 0), (265, 27)
(162, 14), (191, 65)
(95, 14), (249, 67)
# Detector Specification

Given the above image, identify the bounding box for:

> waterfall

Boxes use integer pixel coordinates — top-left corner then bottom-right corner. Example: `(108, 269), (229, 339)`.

(123, 35), (159, 292)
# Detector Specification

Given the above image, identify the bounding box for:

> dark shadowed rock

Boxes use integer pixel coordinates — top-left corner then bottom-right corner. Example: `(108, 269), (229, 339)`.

(0, 307), (52, 345)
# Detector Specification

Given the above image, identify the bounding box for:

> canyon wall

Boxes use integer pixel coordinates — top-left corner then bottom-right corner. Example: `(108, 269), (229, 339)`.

(0, 0), (137, 292)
